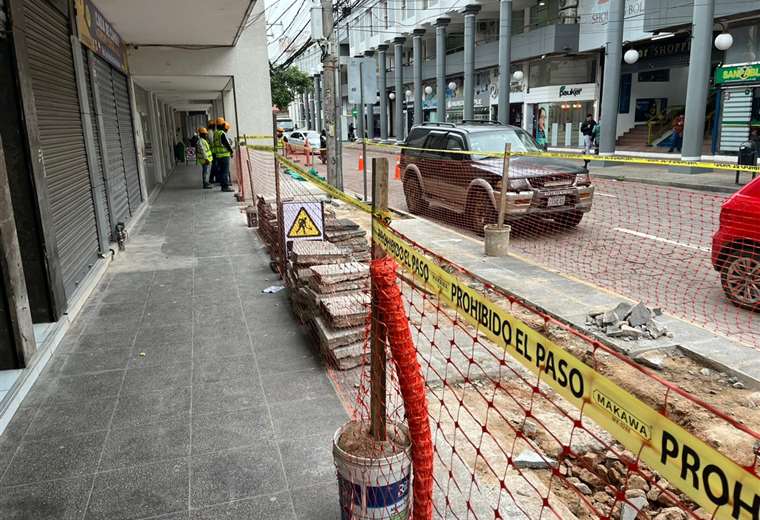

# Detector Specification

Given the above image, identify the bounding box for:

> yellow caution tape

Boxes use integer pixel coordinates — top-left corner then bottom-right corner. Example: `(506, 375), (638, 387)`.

(362, 139), (760, 174)
(371, 220), (760, 519)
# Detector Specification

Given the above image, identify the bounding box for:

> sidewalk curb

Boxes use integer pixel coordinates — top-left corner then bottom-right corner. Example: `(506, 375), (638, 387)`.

(589, 172), (739, 194)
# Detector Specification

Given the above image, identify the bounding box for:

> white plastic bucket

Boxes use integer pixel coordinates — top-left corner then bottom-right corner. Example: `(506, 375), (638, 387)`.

(333, 420), (412, 519)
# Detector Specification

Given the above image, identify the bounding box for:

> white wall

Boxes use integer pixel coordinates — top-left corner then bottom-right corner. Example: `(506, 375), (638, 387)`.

(127, 1), (272, 136)
(616, 66), (688, 138)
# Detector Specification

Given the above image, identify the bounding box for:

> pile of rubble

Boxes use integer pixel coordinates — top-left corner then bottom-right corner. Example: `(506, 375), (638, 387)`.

(288, 241), (370, 370)
(559, 448), (690, 520)
(586, 302), (671, 341)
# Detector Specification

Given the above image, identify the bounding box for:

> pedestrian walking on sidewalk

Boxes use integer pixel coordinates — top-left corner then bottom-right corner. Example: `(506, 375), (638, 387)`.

(669, 114), (684, 153)
(581, 114), (597, 155)
(196, 127), (213, 189)
(212, 117), (235, 192)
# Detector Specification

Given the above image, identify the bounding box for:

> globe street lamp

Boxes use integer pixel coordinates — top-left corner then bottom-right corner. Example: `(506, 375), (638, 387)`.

(389, 92), (396, 100)
(424, 85), (433, 96)
(714, 32), (734, 51)
(623, 49), (640, 65)
(512, 70), (524, 82)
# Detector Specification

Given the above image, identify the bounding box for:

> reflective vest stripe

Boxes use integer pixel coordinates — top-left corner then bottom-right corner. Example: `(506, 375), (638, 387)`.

(212, 130), (231, 158)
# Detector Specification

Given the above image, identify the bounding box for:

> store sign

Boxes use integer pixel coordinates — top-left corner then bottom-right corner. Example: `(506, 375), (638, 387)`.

(579, 0), (649, 52)
(628, 33), (691, 62)
(715, 63), (760, 85)
(559, 85), (583, 98)
(75, 0), (128, 73)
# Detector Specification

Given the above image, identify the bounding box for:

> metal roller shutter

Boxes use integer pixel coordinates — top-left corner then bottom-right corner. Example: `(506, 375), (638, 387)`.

(24, 0), (99, 298)
(94, 57), (130, 225)
(113, 71), (143, 211)
(82, 51), (112, 237)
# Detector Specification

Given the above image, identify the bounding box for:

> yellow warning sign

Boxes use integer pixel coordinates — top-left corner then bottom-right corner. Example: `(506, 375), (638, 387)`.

(287, 207), (322, 238)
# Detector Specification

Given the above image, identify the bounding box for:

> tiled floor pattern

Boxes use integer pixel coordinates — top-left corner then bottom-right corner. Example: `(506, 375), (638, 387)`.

(0, 166), (346, 519)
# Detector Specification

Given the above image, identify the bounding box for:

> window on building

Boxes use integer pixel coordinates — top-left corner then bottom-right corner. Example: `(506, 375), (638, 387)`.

(529, 57), (596, 87)
(511, 10), (525, 36)
(638, 69), (670, 82)
(529, 0), (560, 30)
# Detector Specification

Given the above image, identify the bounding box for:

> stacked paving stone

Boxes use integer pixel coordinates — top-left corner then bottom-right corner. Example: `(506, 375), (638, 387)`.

(256, 196), (279, 260)
(286, 241), (370, 370)
(324, 217), (370, 263)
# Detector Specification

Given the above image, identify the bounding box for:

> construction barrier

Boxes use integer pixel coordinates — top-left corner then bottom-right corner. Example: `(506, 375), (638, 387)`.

(245, 144), (760, 520)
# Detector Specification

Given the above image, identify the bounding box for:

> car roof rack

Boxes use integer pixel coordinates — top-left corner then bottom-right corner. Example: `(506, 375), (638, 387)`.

(419, 122), (456, 128)
(460, 119), (502, 125)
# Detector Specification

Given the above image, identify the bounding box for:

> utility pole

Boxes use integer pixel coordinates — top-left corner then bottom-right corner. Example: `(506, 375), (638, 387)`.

(321, 0), (340, 188)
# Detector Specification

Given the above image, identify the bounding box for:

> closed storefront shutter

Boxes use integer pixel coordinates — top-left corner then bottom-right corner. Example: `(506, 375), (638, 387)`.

(94, 56), (130, 226)
(82, 52), (112, 238)
(113, 72), (143, 212)
(24, 0), (99, 298)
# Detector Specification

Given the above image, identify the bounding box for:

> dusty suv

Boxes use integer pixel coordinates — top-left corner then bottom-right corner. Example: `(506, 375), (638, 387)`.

(400, 122), (595, 230)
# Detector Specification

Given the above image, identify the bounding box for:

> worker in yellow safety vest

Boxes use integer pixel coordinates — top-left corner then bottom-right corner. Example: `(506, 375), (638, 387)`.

(212, 117), (234, 192)
(195, 127), (213, 189)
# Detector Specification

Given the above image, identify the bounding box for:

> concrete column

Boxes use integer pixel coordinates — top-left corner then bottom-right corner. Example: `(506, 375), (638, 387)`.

(378, 45), (389, 141)
(314, 74), (323, 132)
(598, 0), (624, 155)
(365, 50), (375, 139)
(523, 8), (531, 32)
(463, 5), (481, 121)
(681, 0), (714, 162)
(435, 18), (450, 124)
(394, 37), (405, 142)
(412, 29), (425, 126)
(497, 0), (512, 125)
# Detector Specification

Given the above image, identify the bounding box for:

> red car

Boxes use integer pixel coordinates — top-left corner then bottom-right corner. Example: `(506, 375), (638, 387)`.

(712, 176), (760, 310)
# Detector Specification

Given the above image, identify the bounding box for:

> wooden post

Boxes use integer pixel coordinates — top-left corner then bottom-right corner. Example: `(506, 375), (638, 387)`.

(370, 158), (389, 441)
(497, 143), (511, 228)
(0, 137), (37, 365)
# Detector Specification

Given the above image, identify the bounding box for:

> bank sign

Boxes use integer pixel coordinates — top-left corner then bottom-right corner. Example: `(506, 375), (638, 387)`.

(715, 63), (760, 85)
(75, 0), (129, 73)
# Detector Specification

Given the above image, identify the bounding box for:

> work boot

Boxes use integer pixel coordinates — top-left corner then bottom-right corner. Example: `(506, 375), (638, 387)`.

(203, 183), (212, 189)
(221, 187), (234, 192)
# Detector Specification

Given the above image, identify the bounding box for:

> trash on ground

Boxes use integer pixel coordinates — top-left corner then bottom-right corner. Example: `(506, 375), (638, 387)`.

(262, 285), (285, 294)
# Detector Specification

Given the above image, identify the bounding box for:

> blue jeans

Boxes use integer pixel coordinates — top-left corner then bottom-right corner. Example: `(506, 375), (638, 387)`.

(217, 156), (231, 188)
(201, 163), (210, 185)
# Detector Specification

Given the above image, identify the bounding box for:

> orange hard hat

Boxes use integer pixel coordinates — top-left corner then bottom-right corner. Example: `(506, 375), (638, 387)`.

(198, 127), (208, 135)
(215, 117), (226, 126)
(223, 122), (231, 130)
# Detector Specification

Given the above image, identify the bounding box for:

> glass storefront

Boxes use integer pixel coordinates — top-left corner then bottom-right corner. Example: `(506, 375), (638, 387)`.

(532, 101), (595, 148)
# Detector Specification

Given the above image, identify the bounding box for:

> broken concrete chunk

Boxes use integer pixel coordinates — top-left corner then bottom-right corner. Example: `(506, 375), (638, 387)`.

(613, 302), (634, 321)
(634, 352), (665, 371)
(512, 449), (556, 469)
(621, 495), (649, 520)
(627, 302), (652, 328)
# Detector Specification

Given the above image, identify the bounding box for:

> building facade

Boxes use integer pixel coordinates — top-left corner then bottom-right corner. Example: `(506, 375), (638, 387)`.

(0, 0), (271, 425)
(294, 0), (759, 153)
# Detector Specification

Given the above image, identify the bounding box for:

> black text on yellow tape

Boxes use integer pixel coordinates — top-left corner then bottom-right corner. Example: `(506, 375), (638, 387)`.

(372, 219), (760, 520)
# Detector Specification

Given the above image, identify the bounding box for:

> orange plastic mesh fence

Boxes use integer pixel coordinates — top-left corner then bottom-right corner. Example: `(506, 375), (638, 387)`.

(246, 145), (760, 520)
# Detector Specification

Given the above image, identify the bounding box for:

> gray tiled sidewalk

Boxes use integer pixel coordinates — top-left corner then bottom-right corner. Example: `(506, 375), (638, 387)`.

(0, 165), (346, 519)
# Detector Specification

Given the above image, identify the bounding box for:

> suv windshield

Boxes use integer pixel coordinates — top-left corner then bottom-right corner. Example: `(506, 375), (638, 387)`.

(468, 129), (541, 155)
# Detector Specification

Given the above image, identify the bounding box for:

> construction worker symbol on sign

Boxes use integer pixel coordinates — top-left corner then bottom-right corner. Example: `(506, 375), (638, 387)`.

(287, 207), (322, 238)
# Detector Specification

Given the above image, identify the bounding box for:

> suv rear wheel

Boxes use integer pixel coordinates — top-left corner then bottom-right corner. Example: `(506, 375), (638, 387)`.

(403, 175), (428, 214)
(720, 250), (760, 311)
(554, 210), (584, 228)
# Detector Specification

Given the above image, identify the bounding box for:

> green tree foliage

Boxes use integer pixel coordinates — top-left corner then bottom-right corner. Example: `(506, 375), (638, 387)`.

(270, 66), (312, 110)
